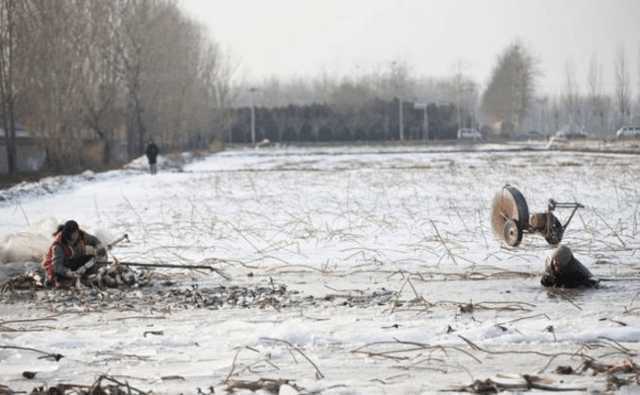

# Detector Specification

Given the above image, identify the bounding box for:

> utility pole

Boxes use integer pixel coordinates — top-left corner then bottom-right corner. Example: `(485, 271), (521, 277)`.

(398, 97), (404, 141)
(249, 87), (257, 145)
(390, 61), (405, 141)
(537, 97), (547, 135)
(414, 102), (428, 141)
(453, 60), (467, 135)
(424, 106), (429, 140)
(457, 91), (462, 131)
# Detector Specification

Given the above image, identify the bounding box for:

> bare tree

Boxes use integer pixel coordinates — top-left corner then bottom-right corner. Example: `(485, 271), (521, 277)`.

(586, 54), (607, 135)
(112, 1), (234, 155)
(203, 45), (238, 145)
(116, 0), (154, 159)
(74, 1), (124, 164)
(329, 79), (375, 110)
(20, 1), (94, 169)
(551, 97), (562, 133)
(0, 0), (18, 174)
(481, 41), (539, 137)
(587, 56), (601, 100)
(562, 60), (580, 126)
(385, 60), (413, 100)
(445, 62), (478, 130)
(614, 46), (631, 127)
(637, 44), (640, 121)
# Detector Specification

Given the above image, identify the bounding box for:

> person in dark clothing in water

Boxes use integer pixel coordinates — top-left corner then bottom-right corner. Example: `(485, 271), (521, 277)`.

(41, 220), (105, 288)
(145, 141), (159, 174)
(541, 245), (598, 288)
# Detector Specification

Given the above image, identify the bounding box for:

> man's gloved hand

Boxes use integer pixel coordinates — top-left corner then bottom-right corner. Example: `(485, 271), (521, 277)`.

(64, 269), (79, 279)
(96, 246), (107, 256)
(76, 258), (96, 276)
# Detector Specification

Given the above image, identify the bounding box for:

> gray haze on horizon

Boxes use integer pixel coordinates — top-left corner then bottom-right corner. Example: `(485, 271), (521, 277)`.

(181, 0), (640, 96)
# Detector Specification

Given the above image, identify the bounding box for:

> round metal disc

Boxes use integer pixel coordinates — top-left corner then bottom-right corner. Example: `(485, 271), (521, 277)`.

(503, 219), (523, 247)
(490, 185), (530, 242)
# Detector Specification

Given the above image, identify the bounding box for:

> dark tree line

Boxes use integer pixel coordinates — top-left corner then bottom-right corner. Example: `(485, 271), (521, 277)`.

(228, 99), (463, 143)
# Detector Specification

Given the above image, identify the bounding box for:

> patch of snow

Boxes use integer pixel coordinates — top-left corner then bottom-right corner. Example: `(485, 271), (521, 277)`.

(0, 144), (639, 394)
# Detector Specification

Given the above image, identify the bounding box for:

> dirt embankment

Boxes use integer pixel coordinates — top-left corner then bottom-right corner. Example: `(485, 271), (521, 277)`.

(546, 139), (640, 155)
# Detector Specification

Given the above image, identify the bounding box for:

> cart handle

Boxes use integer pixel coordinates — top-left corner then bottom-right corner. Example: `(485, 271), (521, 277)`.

(548, 199), (584, 210)
(548, 199), (584, 229)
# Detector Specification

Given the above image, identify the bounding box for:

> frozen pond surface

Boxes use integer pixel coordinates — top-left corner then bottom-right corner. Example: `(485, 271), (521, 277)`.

(1, 144), (640, 394)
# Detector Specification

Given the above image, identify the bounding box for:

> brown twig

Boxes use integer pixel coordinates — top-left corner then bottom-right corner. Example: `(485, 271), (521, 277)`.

(351, 339), (482, 364)
(0, 345), (63, 361)
(445, 376), (588, 393)
(430, 220), (459, 266)
(260, 337), (325, 379)
(224, 346), (261, 383)
(458, 335), (593, 373)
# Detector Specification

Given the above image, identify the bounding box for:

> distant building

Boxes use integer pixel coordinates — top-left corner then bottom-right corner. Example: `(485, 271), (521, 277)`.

(0, 123), (47, 174)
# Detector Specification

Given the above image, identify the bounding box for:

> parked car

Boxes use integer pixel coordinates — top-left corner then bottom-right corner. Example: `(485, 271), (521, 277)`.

(547, 125), (588, 147)
(554, 129), (589, 140)
(513, 130), (545, 141)
(616, 126), (640, 139)
(552, 123), (589, 140)
(457, 128), (483, 140)
(526, 130), (545, 140)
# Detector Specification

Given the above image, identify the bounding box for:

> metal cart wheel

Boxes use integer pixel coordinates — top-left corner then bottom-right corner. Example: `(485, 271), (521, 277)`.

(491, 185), (530, 247)
(503, 219), (523, 247)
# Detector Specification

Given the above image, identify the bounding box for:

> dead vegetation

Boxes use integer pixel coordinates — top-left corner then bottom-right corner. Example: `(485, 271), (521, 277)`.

(0, 375), (149, 395)
(447, 357), (640, 393)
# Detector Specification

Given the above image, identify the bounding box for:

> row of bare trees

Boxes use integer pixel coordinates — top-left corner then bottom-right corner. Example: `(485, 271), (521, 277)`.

(2, 2), (637, 175)
(236, 41), (638, 140)
(456, 42), (640, 137)
(0, 0), (232, 174)
(235, 60), (479, 130)
(525, 47), (639, 137)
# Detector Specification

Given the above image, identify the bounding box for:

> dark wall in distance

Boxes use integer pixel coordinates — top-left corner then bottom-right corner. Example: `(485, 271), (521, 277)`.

(228, 99), (460, 143)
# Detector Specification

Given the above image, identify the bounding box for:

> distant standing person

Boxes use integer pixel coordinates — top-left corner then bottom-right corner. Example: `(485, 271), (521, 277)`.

(145, 140), (159, 174)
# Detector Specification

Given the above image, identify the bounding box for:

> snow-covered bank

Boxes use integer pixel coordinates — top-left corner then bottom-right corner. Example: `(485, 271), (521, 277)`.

(0, 152), (195, 204)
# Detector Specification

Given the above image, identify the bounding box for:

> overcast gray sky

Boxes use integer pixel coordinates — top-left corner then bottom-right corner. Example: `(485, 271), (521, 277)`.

(181, 0), (640, 95)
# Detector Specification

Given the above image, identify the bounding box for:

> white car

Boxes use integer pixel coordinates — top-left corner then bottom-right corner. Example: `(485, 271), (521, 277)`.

(554, 127), (588, 140)
(457, 128), (482, 140)
(547, 126), (588, 148)
(616, 126), (640, 139)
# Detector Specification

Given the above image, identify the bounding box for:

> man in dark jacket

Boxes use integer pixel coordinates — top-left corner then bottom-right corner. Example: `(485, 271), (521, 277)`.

(145, 141), (159, 174)
(541, 245), (597, 288)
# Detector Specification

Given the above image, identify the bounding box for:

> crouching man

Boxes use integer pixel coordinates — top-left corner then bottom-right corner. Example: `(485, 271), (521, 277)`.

(541, 245), (598, 288)
(42, 220), (106, 288)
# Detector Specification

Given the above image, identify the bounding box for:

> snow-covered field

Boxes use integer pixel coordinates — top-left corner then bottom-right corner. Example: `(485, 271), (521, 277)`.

(1, 144), (640, 394)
